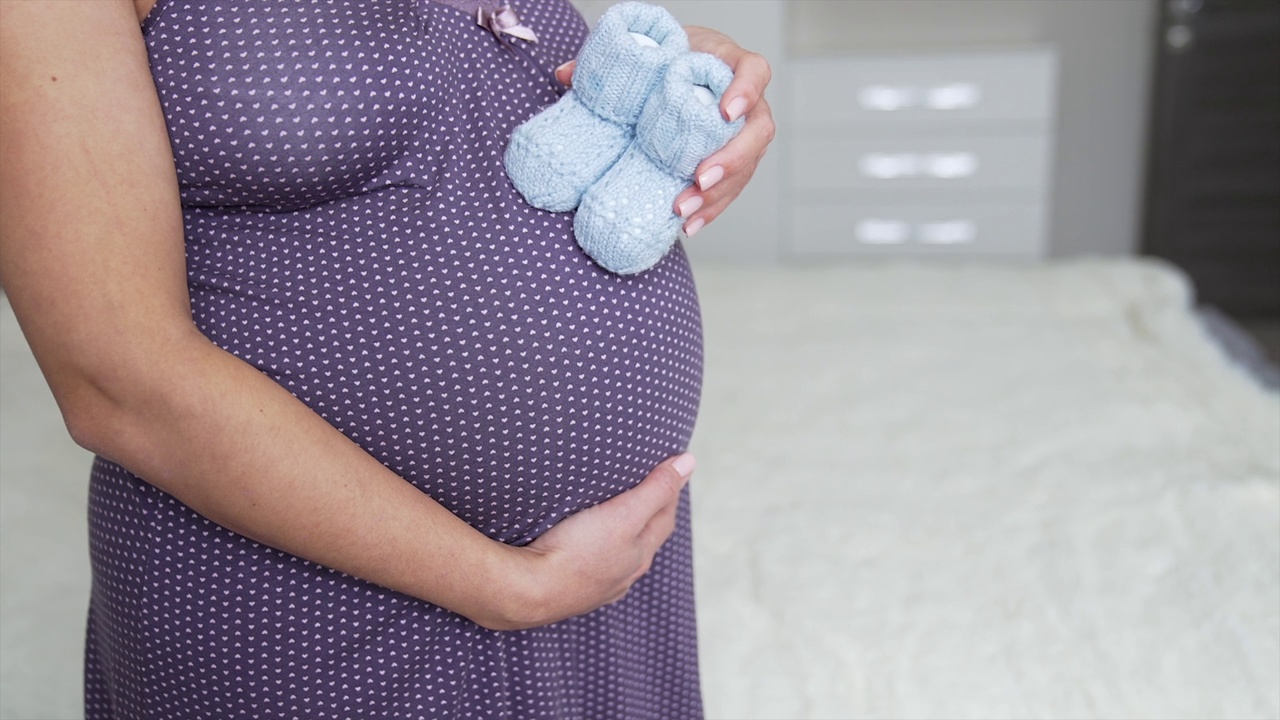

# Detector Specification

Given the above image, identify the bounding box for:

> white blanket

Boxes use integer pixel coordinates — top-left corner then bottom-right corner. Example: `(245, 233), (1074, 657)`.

(690, 258), (1279, 719)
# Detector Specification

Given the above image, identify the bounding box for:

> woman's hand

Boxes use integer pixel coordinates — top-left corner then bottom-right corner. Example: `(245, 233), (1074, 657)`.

(554, 26), (775, 237)
(489, 454), (696, 630)
(672, 26), (775, 237)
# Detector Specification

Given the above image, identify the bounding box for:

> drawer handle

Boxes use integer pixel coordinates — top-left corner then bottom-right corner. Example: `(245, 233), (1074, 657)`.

(925, 83), (981, 110)
(858, 153), (919, 179)
(855, 219), (910, 244)
(925, 152), (978, 178)
(857, 83), (982, 111)
(858, 152), (979, 179)
(857, 85), (918, 111)
(918, 220), (977, 245)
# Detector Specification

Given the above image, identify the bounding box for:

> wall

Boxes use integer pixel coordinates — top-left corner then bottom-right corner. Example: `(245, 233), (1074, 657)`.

(568, 0), (1157, 258)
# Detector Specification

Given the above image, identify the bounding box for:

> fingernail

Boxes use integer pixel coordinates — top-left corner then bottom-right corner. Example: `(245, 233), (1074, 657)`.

(677, 195), (703, 219)
(697, 166), (724, 191)
(672, 453), (697, 477)
(556, 61), (573, 74)
(684, 217), (705, 237)
(726, 96), (749, 122)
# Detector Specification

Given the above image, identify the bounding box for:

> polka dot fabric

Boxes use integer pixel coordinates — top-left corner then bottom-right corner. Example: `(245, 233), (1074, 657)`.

(84, 1), (704, 717)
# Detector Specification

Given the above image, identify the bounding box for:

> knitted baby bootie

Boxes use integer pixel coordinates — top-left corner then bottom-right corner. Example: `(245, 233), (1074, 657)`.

(504, 2), (688, 212)
(575, 52), (744, 275)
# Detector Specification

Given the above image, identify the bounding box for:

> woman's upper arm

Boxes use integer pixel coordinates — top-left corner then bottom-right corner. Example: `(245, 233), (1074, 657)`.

(0, 0), (194, 424)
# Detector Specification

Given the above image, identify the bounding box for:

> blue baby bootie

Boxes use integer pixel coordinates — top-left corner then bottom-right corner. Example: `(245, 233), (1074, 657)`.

(504, 2), (688, 212)
(575, 52), (744, 275)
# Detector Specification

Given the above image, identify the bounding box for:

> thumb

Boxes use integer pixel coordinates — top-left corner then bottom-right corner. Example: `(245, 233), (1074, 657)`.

(555, 60), (576, 87)
(604, 450), (696, 517)
(609, 453), (695, 520)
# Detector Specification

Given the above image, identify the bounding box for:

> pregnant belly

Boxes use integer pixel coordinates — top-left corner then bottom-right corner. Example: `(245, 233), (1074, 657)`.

(185, 191), (703, 545)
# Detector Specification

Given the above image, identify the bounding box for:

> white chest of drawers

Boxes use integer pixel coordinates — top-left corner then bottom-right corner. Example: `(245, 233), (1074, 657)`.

(786, 49), (1058, 258)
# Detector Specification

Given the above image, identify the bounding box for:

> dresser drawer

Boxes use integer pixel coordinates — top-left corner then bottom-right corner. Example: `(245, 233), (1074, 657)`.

(790, 132), (1051, 193)
(792, 49), (1057, 128)
(788, 203), (1046, 257)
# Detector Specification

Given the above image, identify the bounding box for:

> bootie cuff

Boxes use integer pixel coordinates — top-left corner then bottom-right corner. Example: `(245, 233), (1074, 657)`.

(574, 2), (688, 125)
(636, 52), (744, 179)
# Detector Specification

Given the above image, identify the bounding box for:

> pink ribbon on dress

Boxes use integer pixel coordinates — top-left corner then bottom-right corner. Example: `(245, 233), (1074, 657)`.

(478, 4), (539, 45)
(422, 0), (537, 47)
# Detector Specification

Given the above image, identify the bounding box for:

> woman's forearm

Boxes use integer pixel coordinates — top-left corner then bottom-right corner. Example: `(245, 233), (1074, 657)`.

(76, 328), (528, 629)
(0, 0), (527, 630)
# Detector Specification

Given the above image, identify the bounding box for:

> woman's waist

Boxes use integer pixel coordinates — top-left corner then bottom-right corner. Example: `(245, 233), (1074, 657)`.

(189, 266), (703, 543)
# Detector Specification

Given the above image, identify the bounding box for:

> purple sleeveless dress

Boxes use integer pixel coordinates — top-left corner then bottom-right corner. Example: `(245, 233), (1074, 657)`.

(84, 1), (704, 717)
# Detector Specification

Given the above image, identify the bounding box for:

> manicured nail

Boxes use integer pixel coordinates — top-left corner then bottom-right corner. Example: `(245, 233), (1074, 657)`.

(672, 453), (697, 477)
(725, 96), (749, 122)
(697, 166), (724, 191)
(684, 217), (705, 237)
(677, 195), (703, 219)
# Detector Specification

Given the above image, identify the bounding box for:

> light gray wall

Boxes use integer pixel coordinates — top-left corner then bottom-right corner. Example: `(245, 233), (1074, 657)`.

(568, 0), (1156, 258)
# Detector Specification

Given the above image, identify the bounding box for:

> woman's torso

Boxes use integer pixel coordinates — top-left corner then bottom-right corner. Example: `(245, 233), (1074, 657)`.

(141, 0), (704, 544)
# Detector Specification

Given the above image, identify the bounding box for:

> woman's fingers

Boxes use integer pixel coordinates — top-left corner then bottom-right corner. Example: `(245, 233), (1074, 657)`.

(676, 27), (776, 235)
(555, 60), (575, 86)
(675, 94), (775, 234)
(683, 26), (771, 124)
(718, 51), (771, 122)
(607, 453), (694, 527)
(636, 484), (683, 553)
(613, 455), (691, 587)
(703, 95), (775, 189)
(634, 454), (693, 551)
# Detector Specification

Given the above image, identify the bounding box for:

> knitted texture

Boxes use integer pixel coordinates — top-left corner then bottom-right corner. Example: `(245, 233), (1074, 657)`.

(575, 52), (744, 275)
(504, 2), (687, 212)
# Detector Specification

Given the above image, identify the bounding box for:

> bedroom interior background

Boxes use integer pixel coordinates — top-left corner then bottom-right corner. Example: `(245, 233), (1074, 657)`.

(1, 2), (1277, 718)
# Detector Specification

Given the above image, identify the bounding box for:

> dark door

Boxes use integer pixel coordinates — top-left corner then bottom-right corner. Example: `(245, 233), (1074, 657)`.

(1142, 0), (1280, 317)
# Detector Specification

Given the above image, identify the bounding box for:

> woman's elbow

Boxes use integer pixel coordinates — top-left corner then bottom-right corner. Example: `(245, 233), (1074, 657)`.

(54, 380), (123, 457)
(42, 327), (204, 458)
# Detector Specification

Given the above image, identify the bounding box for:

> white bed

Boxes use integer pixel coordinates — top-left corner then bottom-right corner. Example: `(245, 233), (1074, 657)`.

(2, 257), (1278, 719)
(690, 258), (1280, 719)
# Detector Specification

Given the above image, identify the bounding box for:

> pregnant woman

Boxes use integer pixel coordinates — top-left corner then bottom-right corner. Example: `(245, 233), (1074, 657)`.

(0, 0), (772, 717)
